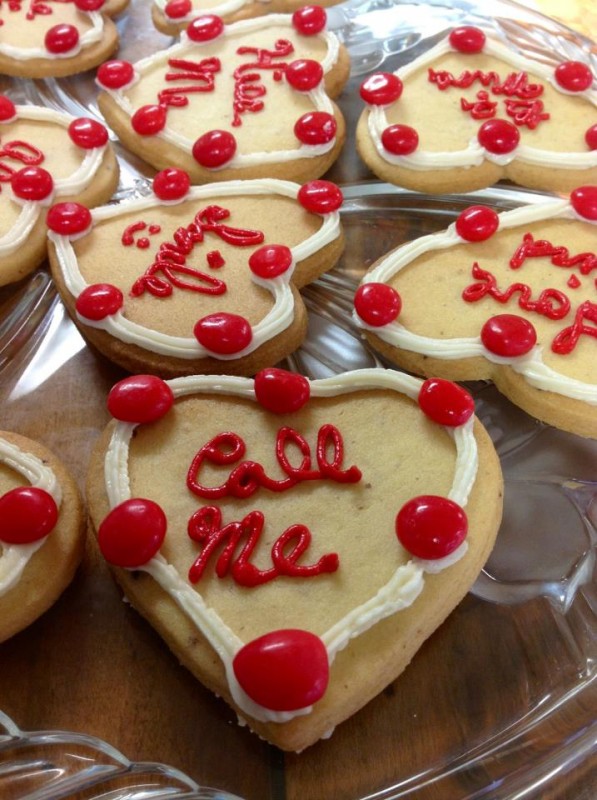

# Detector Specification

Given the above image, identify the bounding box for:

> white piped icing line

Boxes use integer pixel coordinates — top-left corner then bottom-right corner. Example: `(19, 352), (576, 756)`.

(0, 437), (62, 597)
(48, 178), (342, 360)
(102, 368), (477, 723)
(366, 33), (597, 171)
(354, 197), (597, 405)
(0, 8), (105, 61)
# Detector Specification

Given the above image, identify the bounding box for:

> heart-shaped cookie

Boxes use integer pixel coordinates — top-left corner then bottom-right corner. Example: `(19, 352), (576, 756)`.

(47, 171), (344, 377)
(0, 431), (85, 643)
(354, 187), (597, 439)
(0, 98), (118, 288)
(0, 0), (121, 78)
(97, 8), (349, 183)
(86, 367), (503, 751)
(356, 25), (597, 195)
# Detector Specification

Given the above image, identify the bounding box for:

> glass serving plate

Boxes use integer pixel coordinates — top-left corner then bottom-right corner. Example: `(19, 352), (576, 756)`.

(0, 0), (596, 798)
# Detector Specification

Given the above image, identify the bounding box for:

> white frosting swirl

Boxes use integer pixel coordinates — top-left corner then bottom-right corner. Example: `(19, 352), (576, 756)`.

(0, 8), (105, 61)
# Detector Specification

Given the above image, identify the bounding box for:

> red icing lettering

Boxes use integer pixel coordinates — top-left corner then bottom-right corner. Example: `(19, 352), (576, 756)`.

(157, 57), (221, 107)
(510, 232), (597, 277)
(503, 98), (549, 129)
(121, 221), (161, 249)
(460, 90), (497, 119)
(232, 39), (294, 126)
(0, 139), (44, 192)
(551, 301), (597, 354)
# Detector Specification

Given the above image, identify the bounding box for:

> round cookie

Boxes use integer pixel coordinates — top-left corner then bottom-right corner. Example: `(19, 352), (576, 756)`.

(0, 432), (85, 643)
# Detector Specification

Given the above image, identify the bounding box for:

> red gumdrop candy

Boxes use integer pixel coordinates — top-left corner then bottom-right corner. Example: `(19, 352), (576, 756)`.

(554, 61), (593, 92)
(107, 375), (174, 423)
(418, 378), (475, 427)
(481, 313), (537, 357)
(192, 130), (236, 168)
(165, 0), (192, 18)
(292, 5), (326, 35)
(98, 498), (167, 568)
(233, 629), (329, 711)
(76, 283), (123, 320)
(254, 368), (310, 413)
(294, 111), (336, 145)
(297, 180), (343, 213)
(45, 24), (79, 54)
(477, 119), (520, 154)
(285, 59), (323, 92)
(455, 205), (499, 241)
(396, 495), (468, 559)
(11, 166), (54, 202)
(449, 26), (486, 53)
(249, 244), (293, 279)
(46, 202), (92, 236)
(97, 60), (135, 89)
(131, 104), (167, 136)
(186, 14), (224, 41)
(359, 73), (403, 106)
(0, 95), (16, 121)
(570, 185), (597, 221)
(68, 117), (109, 149)
(74, 0), (105, 10)
(354, 282), (401, 326)
(153, 167), (190, 201)
(194, 312), (252, 354)
(0, 487), (58, 544)
(585, 125), (597, 150)
(381, 124), (418, 155)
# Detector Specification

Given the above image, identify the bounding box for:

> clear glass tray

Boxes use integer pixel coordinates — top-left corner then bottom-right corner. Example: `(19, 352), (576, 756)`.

(0, 0), (596, 798)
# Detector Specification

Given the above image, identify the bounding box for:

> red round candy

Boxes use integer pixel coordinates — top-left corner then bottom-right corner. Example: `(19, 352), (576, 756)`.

(585, 124), (597, 150)
(570, 185), (597, 220)
(46, 202), (92, 236)
(74, 0), (105, 10)
(254, 368), (310, 414)
(354, 282), (401, 327)
(554, 61), (593, 92)
(45, 24), (79, 54)
(294, 111), (336, 145)
(132, 104), (167, 136)
(0, 487), (58, 544)
(108, 375), (174, 423)
(481, 314), (537, 357)
(249, 244), (293, 279)
(455, 205), (499, 242)
(381, 124), (419, 155)
(0, 95), (16, 122)
(76, 283), (123, 320)
(418, 378), (475, 427)
(449, 26), (486, 54)
(194, 312), (252, 355)
(292, 5), (326, 35)
(192, 129), (236, 168)
(153, 167), (191, 201)
(396, 495), (468, 559)
(165, 0), (192, 18)
(98, 498), (167, 568)
(297, 180), (343, 213)
(68, 117), (109, 149)
(187, 14), (224, 42)
(359, 73), (403, 106)
(233, 629), (329, 711)
(97, 60), (135, 89)
(285, 59), (323, 92)
(11, 166), (54, 202)
(477, 118), (520, 155)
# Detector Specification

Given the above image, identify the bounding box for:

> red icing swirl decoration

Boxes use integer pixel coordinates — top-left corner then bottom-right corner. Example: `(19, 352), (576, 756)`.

(0, 138), (44, 194)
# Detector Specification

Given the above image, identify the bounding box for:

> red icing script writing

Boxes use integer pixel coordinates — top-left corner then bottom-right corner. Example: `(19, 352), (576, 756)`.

(0, 0), (72, 23)
(184, 425), (362, 587)
(129, 205), (264, 298)
(0, 139), (44, 192)
(462, 232), (597, 354)
(157, 57), (221, 109)
(232, 39), (294, 127)
(428, 68), (549, 129)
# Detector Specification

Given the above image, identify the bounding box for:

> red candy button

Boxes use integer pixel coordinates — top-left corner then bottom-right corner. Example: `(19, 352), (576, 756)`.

(76, 283), (123, 320)
(570, 185), (597, 221)
(292, 5), (326, 35)
(249, 244), (293, 279)
(554, 61), (593, 92)
(165, 0), (192, 18)
(108, 375), (174, 423)
(0, 487), (58, 544)
(46, 202), (92, 236)
(45, 24), (79, 54)
(68, 117), (109, 149)
(297, 180), (343, 213)
(153, 167), (191, 201)
(455, 205), (499, 241)
(74, 0), (105, 9)
(192, 130), (236, 168)
(11, 166), (53, 202)
(132, 104), (167, 136)
(449, 26), (486, 53)
(354, 282), (401, 327)
(418, 378), (475, 427)
(97, 60), (135, 89)
(360, 73), (403, 106)
(585, 125), (597, 150)
(396, 495), (468, 559)
(233, 629), (329, 711)
(478, 119), (520, 154)
(254, 368), (310, 414)
(481, 314), (537, 357)
(381, 124), (419, 155)
(285, 59), (323, 92)
(0, 95), (16, 122)
(194, 312), (252, 354)
(294, 111), (336, 145)
(187, 14), (224, 42)
(98, 498), (167, 568)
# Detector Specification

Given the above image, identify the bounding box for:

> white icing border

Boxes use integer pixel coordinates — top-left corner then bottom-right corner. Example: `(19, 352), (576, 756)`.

(102, 368), (477, 722)
(48, 178), (342, 360)
(366, 33), (597, 171)
(0, 6), (105, 61)
(353, 198), (597, 405)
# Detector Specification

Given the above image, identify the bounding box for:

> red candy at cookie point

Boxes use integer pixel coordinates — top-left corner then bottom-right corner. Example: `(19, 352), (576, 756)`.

(131, 104), (167, 136)
(233, 629), (329, 711)
(381, 124), (418, 155)
(570, 186), (597, 221)
(396, 495), (468, 560)
(98, 498), (167, 568)
(298, 180), (343, 213)
(292, 5), (327, 35)
(187, 14), (224, 42)
(108, 375), (175, 423)
(11, 166), (54, 202)
(97, 60), (135, 89)
(455, 205), (499, 242)
(153, 168), (191, 201)
(554, 61), (593, 93)
(165, 0), (192, 18)
(481, 314), (537, 357)
(360, 73), (403, 106)
(0, 95), (16, 122)
(194, 312), (252, 355)
(418, 378), (475, 427)
(249, 244), (293, 279)
(76, 283), (124, 321)
(449, 26), (486, 54)
(68, 117), (109, 149)
(354, 283), (401, 327)
(192, 130), (237, 168)
(254, 368), (310, 414)
(585, 125), (597, 150)
(477, 118), (520, 154)
(285, 59), (323, 92)
(45, 24), (80, 55)
(74, 0), (105, 10)
(46, 202), (92, 236)
(294, 111), (336, 145)
(0, 487), (58, 545)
